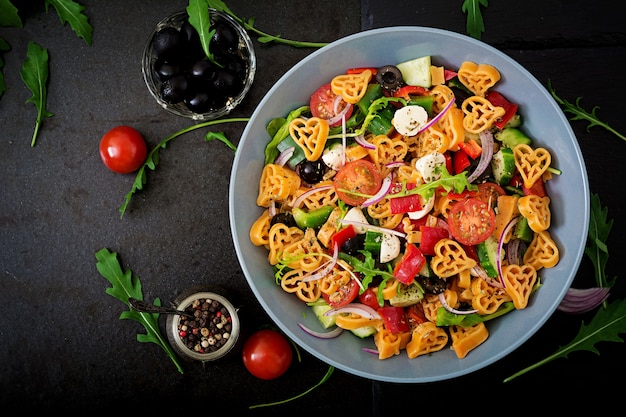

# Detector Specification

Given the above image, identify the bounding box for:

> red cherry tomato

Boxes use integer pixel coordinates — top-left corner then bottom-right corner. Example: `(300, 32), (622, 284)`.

(310, 83), (354, 127)
(333, 159), (383, 206)
(322, 278), (359, 308)
(242, 329), (293, 380)
(99, 126), (147, 174)
(358, 287), (381, 310)
(447, 197), (496, 246)
(476, 181), (506, 209)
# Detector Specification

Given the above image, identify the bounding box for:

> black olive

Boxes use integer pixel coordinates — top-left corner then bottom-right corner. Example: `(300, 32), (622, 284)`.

(212, 68), (243, 96)
(210, 20), (239, 55)
(153, 57), (180, 82)
(270, 212), (297, 228)
(297, 160), (326, 184)
(416, 275), (447, 294)
(184, 81), (222, 113)
(179, 20), (202, 56)
(341, 234), (366, 256)
(222, 54), (247, 80)
(189, 58), (217, 82)
(160, 74), (188, 104)
(450, 86), (472, 106)
(376, 65), (403, 92)
(152, 27), (185, 60)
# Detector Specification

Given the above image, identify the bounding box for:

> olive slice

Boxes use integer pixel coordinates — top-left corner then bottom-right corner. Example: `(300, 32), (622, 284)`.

(376, 65), (403, 92)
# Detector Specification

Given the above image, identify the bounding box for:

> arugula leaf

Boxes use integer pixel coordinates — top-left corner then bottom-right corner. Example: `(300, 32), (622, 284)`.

(120, 117), (249, 218)
(504, 298), (626, 382)
(186, 0), (220, 67)
(45, 0), (93, 46)
(0, 0), (22, 27)
(95, 248), (185, 374)
(586, 193), (616, 294)
(462, 0), (488, 40)
(205, 0), (328, 48)
(548, 80), (626, 142)
(20, 41), (54, 147)
(339, 251), (394, 305)
(263, 105), (310, 165)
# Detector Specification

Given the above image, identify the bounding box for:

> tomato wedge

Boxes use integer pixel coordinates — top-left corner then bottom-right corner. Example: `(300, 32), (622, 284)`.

(476, 182), (506, 209)
(333, 159), (383, 206)
(447, 197), (496, 246)
(322, 278), (359, 308)
(310, 83), (353, 127)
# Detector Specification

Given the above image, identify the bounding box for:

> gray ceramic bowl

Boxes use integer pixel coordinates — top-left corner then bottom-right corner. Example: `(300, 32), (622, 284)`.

(229, 27), (589, 382)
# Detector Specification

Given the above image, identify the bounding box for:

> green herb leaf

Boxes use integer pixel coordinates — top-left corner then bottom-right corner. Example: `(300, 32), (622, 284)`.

(263, 105), (310, 164)
(205, 131), (237, 151)
(548, 80), (626, 142)
(45, 0), (93, 46)
(462, 0), (488, 40)
(339, 251), (394, 305)
(186, 0), (220, 66)
(0, 0), (22, 27)
(205, 0), (327, 48)
(249, 366), (334, 409)
(504, 298), (626, 382)
(586, 193), (616, 293)
(119, 117), (249, 218)
(95, 248), (185, 374)
(19, 41), (54, 147)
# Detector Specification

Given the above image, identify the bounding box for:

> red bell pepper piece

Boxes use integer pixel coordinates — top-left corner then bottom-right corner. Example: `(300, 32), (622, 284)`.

(452, 149), (471, 174)
(330, 225), (357, 250)
(390, 183), (422, 214)
(347, 67), (378, 75)
(392, 85), (430, 100)
(510, 171), (547, 197)
(419, 226), (450, 256)
(444, 69), (457, 81)
(486, 91), (519, 130)
(393, 243), (426, 285)
(406, 303), (427, 326)
(458, 138), (482, 159)
(444, 151), (454, 174)
(378, 306), (410, 333)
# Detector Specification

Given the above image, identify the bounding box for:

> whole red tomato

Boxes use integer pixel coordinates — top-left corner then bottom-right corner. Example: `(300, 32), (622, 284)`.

(242, 329), (292, 380)
(99, 126), (147, 174)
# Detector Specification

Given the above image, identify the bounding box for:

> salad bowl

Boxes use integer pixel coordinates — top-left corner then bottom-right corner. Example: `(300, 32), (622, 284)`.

(228, 27), (589, 382)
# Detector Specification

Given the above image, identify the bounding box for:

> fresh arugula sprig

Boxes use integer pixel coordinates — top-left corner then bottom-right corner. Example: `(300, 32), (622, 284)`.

(19, 42), (53, 147)
(186, 0), (220, 67)
(504, 193), (625, 382)
(206, 0), (328, 48)
(462, 0), (489, 40)
(548, 80), (626, 142)
(95, 248), (185, 374)
(119, 118), (247, 218)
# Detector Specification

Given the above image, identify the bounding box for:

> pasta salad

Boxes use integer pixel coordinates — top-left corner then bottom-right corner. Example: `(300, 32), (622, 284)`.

(249, 55), (560, 360)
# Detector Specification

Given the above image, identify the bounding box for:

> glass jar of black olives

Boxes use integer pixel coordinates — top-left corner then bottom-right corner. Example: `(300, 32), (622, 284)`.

(142, 8), (256, 120)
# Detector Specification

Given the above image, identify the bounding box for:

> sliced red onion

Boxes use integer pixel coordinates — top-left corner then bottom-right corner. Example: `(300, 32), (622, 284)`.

(471, 265), (504, 288)
(438, 293), (478, 315)
(268, 201), (277, 217)
(355, 134), (376, 150)
(338, 218), (406, 238)
(298, 322), (344, 339)
(327, 98), (352, 127)
(557, 287), (611, 314)
(385, 161), (406, 169)
(362, 347), (379, 355)
(324, 303), (382, 319)
(274, 146), (294, 167)
(302, 244), (339, 282)
(466, 130), (495, 183)
(291, 184), (333, 208)
(496, 216), (520, 287)
(415, 96), (456, 135)
(362, 173), (393, 207)
(506, 238), (525, 265)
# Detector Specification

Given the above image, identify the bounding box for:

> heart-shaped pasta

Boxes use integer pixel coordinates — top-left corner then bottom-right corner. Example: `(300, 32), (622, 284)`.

(462, 96), (506, 133)
(457, 61), (501, 96)
(514, 144), (552, 189)
(331, 70), (373, 104)
(430, 238), (477, 278)
(288, 117), (329, 161)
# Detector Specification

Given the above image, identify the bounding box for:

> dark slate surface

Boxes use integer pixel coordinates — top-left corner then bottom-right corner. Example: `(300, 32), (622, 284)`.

(1, 0), (625, 413)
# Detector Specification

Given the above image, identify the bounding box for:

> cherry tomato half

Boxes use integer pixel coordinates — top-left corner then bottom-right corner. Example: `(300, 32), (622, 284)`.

(476, 181), (506, 209)
(323, 278), (359, 308)
(99, 126), (147, 174)
(310, 83), (354, 127)
(242, 329), (293, 380)
(333, 159), (383, 206)
(447, 197), (496, 246)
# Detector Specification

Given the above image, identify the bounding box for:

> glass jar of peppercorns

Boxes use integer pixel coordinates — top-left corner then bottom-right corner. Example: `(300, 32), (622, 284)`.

(166, 286), (241, 362)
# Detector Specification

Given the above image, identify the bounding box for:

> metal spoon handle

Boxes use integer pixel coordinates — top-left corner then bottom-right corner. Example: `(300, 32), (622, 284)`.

(128, 297), (194, 318)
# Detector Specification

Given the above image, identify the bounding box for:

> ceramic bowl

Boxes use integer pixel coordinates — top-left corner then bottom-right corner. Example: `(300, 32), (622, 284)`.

(229, 27), (589, 382)
(142, 8), (256, 120)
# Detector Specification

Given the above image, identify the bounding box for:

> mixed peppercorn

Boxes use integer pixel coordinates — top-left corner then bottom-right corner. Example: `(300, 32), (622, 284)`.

(177, 297), (232, 354)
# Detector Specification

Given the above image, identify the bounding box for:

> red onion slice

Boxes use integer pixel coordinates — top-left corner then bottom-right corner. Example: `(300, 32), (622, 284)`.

(355, 134), (376, 150)
(362, 173), (393, 207)
(298, 322), (344, 339)
(466, 130), (495, 183)
(496, 216), (520, 287)
(338, 218), (406, 238)
(324, 303), (382, 319)
(438, 293), (478, 315)
(415, 96), (456, 135)
(301, 244), (339, 282)
(291, 184), (333, 208)
(558, 287), (611, 314)
(274, 146), (294, 167)
(327, 98), (352, 127)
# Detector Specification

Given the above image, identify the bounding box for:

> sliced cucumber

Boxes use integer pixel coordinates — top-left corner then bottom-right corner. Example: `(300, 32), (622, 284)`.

(351, 326), (377, 339)
(513, 216), (534, 243)
(495, 127), (532, 148)
(312, 303), (336, 329)
(396, 55), (432, 88)
(389, 282), (424, 307)
(477, 235), (500, 278)
(491, 147), (516, 186)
